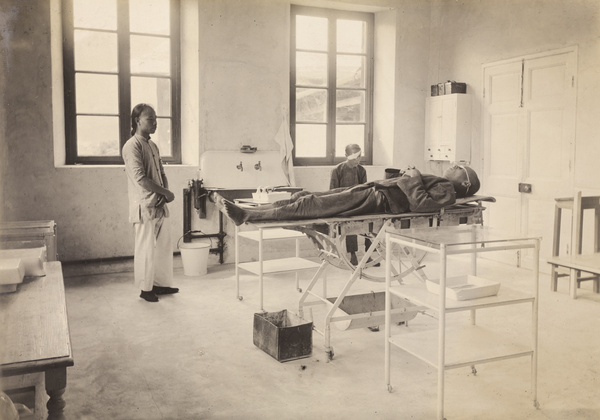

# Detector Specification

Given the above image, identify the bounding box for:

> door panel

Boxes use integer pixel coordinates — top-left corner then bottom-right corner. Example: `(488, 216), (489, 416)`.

(526, 197), (556, 261)
(483, 48), (576, 270)
(529, 110), (566, 179)
(520, 52), (576, 268)
(486, 196), (521, 264)
(483, 61), (523, 264)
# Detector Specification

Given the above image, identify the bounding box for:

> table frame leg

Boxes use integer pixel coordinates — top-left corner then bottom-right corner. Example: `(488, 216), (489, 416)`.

(45, 367), (67, 420)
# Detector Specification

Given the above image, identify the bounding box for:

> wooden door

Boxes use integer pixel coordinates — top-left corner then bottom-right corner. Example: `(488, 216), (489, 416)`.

(482, 48), (577, 268)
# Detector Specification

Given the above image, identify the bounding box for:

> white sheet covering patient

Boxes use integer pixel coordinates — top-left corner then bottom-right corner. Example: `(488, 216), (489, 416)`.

(223, 166), (480, 226)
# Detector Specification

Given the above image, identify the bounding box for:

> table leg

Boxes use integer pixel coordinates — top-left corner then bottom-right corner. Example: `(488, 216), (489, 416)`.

(45, 367), (67, 420)
(235, 224), (242, 301)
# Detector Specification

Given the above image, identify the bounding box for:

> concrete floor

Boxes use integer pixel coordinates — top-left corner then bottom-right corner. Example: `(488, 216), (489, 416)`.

(57, 255), (600, 420)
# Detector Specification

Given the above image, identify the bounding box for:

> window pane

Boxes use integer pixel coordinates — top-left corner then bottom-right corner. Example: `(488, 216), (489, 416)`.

(131, 77), (171, 117)
(74, 30), (118, 72)
(336, 125), (365, 157)
(296, 88), (327, 122)
(73, 0), (116, 30)
(76, 116), (119, 156)
(336, 90), (365, 122)
(75, 73), (118, 114)
(296, 15), (327, 51)
(337, 55), (365, 88)
(153, 118), (172, 157)
(337, 19), (366, 53)
(296, 52), (327, 87)
(130, 35), (170, 75)
(129, 0), (170, 35)
(295, 124), (326, 158)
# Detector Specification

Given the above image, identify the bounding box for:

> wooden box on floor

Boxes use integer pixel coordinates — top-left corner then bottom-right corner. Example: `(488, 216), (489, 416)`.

(253, 310), (312, 362)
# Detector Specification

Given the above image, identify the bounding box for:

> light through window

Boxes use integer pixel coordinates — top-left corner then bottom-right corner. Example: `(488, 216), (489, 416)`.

(63, 0), (180, 164)
(291, 6), (373, 166)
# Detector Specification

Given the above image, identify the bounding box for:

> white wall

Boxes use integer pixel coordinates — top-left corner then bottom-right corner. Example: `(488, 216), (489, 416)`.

(2, 0), (599, 264)
(424, 0), (600, 192)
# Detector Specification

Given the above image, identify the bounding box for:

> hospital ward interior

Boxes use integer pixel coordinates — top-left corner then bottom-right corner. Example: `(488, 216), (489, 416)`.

(1, 0), (600, 419)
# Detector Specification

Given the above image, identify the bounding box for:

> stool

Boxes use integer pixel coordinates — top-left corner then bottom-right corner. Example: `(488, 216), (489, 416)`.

(548, 191), (600, 298)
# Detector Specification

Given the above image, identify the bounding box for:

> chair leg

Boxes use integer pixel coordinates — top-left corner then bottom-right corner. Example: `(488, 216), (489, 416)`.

(550, 265), (558, 291)
(594, 275), (600, 294)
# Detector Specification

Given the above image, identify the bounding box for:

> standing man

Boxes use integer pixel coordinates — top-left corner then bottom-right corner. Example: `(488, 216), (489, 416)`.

(122, 103), (178, 302)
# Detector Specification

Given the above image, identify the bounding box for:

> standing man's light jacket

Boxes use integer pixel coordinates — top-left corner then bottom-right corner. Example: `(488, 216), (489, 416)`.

(122, 135), (169, 223)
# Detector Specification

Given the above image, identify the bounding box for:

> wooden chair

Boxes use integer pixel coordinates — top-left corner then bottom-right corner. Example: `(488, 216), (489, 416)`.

(548, 191), (600, 299)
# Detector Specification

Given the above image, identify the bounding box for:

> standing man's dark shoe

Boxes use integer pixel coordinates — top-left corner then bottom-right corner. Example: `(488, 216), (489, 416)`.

(140, 290), (159, 302)
(152, 286), (179, 295)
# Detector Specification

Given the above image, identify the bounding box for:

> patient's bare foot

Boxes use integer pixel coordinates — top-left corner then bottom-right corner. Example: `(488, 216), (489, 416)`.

(223, 200), (249, 226)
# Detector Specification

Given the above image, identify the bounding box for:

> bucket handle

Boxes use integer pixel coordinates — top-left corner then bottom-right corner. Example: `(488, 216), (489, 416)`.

(177, 230), (213, 250)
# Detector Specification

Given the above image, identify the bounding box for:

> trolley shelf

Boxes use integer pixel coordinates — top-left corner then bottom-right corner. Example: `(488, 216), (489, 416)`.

(238, 257), (321, 275)
(389, 325), (533, 370)
(384, 225), (541, 419)
(238, 229), (306, 241)
(235, 226), (318, 311)
(389, 283), (534, 313)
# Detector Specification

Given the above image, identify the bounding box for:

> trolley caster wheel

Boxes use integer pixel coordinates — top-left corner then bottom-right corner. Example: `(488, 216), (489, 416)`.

(297, 288), (302, 293)
(533, 400), (540, 409)
(237, 296), (243, 301)
(326, 349), (334, 361)
(471, 366), (477, 375)
(387, 385), (393, 393)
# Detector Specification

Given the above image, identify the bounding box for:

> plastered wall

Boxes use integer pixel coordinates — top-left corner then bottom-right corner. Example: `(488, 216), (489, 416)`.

(424, 0), (600, 190)
(1, 0), (599, 264)
(0, 1), (197, 262)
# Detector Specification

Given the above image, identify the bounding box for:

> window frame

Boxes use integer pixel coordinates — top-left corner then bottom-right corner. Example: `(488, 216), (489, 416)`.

(290, 5), (374, 167)
(62, 0), (181, 165)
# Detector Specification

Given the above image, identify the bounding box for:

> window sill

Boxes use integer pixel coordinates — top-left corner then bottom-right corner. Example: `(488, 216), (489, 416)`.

(55, 164), (198, 169)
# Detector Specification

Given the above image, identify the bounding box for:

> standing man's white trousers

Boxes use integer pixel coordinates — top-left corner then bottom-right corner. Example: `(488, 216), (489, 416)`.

(134, 215), (173, 291)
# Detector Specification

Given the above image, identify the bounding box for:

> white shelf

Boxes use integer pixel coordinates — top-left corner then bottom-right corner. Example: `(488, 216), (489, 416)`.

(238, 257), (320, 275)
(384, 226), (540, 419)
(389, 283), (534, 313)
(235, 224), (318, 311)
(389, 325), (532, 370)
(237, 228), (305, 241)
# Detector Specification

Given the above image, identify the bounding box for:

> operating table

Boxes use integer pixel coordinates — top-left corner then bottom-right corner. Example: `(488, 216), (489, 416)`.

(226, 195), (495, 359)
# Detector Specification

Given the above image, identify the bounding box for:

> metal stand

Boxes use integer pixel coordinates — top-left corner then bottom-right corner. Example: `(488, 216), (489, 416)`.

(183, 184), (226, 264)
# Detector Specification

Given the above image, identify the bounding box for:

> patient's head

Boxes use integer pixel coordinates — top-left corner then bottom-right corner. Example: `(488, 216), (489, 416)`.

(443, 165), (480, 198)
(345, 144), (362, 168)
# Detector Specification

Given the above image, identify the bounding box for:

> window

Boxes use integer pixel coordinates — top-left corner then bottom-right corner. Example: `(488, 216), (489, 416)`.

(62, 0), (180, 164)
(291, 6), (374, 166)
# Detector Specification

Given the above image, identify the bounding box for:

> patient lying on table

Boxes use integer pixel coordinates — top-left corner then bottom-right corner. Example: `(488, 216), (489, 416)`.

(223, 165), (480, 226)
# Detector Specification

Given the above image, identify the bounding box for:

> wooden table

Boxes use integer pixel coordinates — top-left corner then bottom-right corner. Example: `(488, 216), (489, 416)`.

(0, 262), (73, 419)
